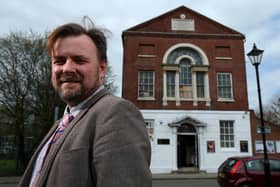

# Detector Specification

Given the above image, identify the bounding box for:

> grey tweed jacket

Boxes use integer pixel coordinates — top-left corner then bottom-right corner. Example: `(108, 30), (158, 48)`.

(19, 88), (152, 187)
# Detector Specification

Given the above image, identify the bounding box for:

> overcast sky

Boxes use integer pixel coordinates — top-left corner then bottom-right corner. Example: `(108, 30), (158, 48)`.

(0, 0), (279, 110)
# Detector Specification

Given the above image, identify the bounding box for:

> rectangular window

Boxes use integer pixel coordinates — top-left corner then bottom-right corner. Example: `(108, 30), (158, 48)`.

(138, 71), (154, 98)
(166, 71), (175, 97)
(196, 72), (205, 98)
(217, 73), (233, 100)
(256, 140), (276, 153)
(220, 120), (234, 148)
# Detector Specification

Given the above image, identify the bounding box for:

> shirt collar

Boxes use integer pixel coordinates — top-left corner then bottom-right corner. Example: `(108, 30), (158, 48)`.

(64, 85), (104, 117)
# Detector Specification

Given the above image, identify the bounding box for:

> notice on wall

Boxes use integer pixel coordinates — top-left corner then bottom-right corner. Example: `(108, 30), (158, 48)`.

(207, 141), (215, 153)
(240, 140), (248, 153)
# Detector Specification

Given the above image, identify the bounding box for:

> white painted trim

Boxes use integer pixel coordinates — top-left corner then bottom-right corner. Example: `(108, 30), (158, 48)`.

(162, 43), (209, 65)
(215, 57), (232, 60)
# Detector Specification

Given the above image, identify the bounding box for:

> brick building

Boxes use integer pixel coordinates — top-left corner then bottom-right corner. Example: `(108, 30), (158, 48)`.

(122, 6), (252, 173)
(250, 110), (280, 155)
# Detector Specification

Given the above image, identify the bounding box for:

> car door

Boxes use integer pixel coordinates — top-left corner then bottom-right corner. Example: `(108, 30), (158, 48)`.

(245, 159), (265, 187)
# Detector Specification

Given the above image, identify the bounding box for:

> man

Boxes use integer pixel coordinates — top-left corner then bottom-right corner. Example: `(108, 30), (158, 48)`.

(19, 23), (152, 187)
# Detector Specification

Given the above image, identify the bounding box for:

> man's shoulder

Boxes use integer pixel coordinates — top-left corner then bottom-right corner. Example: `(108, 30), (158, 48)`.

(97, 93), (139, 111)
(102, 94), (133, 106)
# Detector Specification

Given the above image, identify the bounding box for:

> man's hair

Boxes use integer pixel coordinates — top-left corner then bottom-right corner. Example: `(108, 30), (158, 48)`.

(47, 23), (107, 62)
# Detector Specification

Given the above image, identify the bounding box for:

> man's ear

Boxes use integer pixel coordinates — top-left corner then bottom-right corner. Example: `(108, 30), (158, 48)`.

(99, 61), (107, 84)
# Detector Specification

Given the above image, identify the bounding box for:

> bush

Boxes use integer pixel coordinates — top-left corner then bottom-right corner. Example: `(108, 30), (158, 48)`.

(0, 159), (19, 176)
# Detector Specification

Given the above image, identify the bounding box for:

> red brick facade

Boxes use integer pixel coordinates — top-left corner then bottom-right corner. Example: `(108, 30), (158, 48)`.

(122, 6), (249, 111)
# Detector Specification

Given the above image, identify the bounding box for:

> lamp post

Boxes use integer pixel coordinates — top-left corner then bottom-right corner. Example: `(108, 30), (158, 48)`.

(247, 43), (271, 187)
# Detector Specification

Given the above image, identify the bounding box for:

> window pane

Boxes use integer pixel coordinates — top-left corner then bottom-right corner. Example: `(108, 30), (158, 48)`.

(269, 160), (280, 171)
(138, 71), (154, 98)
(179, 59), (192, 86)
(220, 120), (234, 148)
(217, 73), (232, 99)
(196, 72), (205, 98)
(246, 160), (264, 171)
(167, 71), (175, 97)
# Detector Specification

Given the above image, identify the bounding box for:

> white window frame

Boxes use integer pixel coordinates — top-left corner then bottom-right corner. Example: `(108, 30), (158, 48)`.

(220, 120), (235, 149)
(217, 72), (234, 101)
(138, 71), (155, 100)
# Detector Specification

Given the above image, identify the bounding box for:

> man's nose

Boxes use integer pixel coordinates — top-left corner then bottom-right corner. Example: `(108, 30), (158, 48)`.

(63, 58), (76, 72)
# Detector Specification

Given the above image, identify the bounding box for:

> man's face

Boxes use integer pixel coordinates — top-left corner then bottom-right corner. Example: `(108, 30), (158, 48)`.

(51, 34), (107, 106)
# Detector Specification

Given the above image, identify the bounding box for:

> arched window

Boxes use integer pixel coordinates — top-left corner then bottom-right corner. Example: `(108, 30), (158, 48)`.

(162, 44), (210, 106)
(167, 47), (203, 65)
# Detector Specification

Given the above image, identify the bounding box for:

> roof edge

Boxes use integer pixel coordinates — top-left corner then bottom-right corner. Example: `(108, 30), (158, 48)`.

(123, 5), (244, 36)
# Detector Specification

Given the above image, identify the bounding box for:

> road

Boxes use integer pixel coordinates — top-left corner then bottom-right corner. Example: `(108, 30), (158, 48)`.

(153, 178), (219, 187)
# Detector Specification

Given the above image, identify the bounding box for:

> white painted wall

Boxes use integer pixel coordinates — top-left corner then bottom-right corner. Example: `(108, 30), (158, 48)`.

(141, 109), (253, 173)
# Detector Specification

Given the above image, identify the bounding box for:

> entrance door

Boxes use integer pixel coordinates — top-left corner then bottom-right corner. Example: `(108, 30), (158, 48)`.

(177, 135), (197, 168)
(177, 124), (198, 168)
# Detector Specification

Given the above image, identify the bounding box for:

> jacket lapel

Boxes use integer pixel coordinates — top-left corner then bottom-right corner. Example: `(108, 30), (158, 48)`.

(19, 121), (59, 186)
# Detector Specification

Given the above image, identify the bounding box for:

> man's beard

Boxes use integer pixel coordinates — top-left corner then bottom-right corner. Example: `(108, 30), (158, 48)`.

(53, 72), (98, 106)
(57, 85), (85, 105)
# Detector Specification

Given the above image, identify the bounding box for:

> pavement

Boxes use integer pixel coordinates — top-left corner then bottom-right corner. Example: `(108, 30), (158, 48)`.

(153, 172), (217, 180)
(0, 176), (21, 184)
(0, 172), (217, 184)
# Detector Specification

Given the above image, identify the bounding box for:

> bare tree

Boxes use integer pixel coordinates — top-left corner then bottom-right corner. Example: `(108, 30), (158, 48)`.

(256, 95), (280, 126)
(264, 96), (280, 125)
(104, 64), (118, 94)
(0, 32), (63, 172)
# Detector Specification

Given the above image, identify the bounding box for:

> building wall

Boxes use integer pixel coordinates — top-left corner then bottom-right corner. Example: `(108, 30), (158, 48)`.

(122, 35), (248, 111)
(122, 6), (251, 174)
(142, 109), (252, 173)
(250, 110), (280, 155)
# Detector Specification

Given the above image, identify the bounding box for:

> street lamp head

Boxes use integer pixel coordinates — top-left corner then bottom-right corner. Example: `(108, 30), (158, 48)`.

(247, 43), (264, 66)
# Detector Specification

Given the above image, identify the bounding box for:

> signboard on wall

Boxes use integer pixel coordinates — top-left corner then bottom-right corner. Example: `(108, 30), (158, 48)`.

(240, 140), (248, 153)
(207, 141), (215, 153)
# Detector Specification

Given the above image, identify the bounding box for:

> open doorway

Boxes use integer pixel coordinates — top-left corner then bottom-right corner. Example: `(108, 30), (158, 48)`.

(177, 124), (198, 168)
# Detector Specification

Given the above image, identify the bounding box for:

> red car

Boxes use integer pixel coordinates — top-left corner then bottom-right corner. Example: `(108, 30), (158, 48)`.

(217, 156), (280, 187)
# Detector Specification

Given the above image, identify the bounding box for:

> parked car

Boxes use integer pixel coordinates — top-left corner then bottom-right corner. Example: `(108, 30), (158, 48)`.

(217, 156), (280, 187)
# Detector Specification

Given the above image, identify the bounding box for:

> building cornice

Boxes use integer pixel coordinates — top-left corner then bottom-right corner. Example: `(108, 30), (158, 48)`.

(123, 31), (245, 39)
